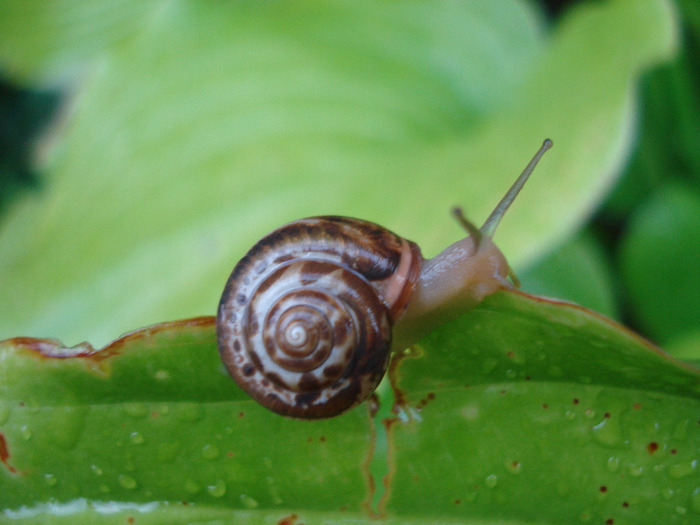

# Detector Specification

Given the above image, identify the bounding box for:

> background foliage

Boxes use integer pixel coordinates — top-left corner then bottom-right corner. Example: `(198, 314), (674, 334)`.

(0, 0), (697, 354)
(0, 0), (699, 523)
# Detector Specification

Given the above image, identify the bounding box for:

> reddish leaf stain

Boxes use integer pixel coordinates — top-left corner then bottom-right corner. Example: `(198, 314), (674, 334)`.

(127, 517), (135, 524)
(542, 403), (549, 409)
(454, 499), (462, 504)
(572, 398), (580, 404)
(599, 486), (608, 493)
(0, 432), (18, 474)
(277, 513), (303, 525)
(647, 442), (659, 454)
(415, 392), (436, 411)
(606, 519), (614, 525)
(604, 412), (611, 419)
(622, 502), (629, 508)
(671, 449), (677, 455)
(633, 402), (641, 410)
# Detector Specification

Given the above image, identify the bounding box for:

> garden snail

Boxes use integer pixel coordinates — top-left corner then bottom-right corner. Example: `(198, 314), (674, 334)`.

(217, 139), (552, 419)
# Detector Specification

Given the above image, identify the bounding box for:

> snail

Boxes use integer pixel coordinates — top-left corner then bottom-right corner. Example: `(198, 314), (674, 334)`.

(217, 139), (552, 419)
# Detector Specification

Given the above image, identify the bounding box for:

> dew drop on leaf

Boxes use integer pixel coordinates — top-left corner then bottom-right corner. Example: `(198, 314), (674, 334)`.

(0, 405), (10, 424)
(606, 456), (621, 472)
(207, 480), (226, 498)
(240, 494), (259, 508)
(118, 474), (138, 490)
(43, 473), (57, 487)
(690, 487), (700, 514)
(122, 403), (148, 418)
(668, 460), (697, 480)
(202, 444), (220, 460)
(184, 479), (201, 494)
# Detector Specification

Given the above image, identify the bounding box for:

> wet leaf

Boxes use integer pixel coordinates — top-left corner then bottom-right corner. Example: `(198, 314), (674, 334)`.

(1, 292), (698, 523)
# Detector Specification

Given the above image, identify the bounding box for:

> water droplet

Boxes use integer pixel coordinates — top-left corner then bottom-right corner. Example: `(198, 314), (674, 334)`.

(266, 476), (283, 505)
(20, 425), (32, 440)
(129, 432), (145, 445)
(263, 457), (273, 469)
(202, 444), (220, 460)
(207, 480), (226, 498)
(676, 506), (687, 515)
(154, 370), (170, 381)
(461, 405), (480, 421)
(481, 358), (497, 374)
(99, 484), (110, 493)
(45, 406), (88, 450)
(505, 461), (521, 474)
(44, 473), (58, 487)
(668, 460), (697, 480)
(176, 404), (204, 422)
(184, 479), (201, 494)
(240, 494), (259, 509)
(662, 487), (674, 501)
(123, 403), (148, 418)
(690, 487), (700, 514)
(547, 365), (563, 378)
(91, 465), (103, 476)
(118, 474), (138, 490)
(606, 457), (620, 473)
(0, 404), (10, 424)
(628, 464), (644, 477)
(485, 474), (498, 488)
(591, 417), (623, 447)
(565, 410), (575, 421)
(505, 369), (517, 379)
(584, 409), (596, 419)
(508, 351), (525, 365)
(157, 404), (170, 416)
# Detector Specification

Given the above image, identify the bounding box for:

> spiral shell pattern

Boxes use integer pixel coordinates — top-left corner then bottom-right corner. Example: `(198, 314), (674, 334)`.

(217, 216), (422, 419)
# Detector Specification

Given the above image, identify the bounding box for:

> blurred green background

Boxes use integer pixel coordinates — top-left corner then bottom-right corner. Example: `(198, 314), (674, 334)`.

(0, 0), (698, 357)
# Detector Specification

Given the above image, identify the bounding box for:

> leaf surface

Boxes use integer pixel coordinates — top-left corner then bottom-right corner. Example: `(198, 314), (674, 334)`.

(0, 0), (678, 347)
(1, 292), (698, 523)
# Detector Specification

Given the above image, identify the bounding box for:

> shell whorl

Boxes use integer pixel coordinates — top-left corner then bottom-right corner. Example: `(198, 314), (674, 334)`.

(216, 216), (422, 419)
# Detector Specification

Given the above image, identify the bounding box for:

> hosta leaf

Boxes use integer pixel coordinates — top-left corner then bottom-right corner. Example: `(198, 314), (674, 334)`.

(1, 291), (698, 523)
(0, 0), (678, 347)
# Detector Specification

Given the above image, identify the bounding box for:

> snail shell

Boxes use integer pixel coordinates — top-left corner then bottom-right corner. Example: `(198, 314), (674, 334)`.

(217, 216), (422, 419)
(217, 139), (552, 419)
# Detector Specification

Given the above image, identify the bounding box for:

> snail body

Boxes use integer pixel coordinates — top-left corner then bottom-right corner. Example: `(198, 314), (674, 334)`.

(217, 139), (552, 418)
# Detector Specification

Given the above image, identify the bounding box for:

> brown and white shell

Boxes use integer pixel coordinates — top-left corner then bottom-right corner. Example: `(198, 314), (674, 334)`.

(216, 216), (423, 419)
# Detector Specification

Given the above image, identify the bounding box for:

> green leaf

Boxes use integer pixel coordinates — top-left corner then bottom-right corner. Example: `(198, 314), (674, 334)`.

(1, 292), (698, 523)
(619, 182), (700, 346)
(0, 0), (678, 347)
(518, 230), (619, 319)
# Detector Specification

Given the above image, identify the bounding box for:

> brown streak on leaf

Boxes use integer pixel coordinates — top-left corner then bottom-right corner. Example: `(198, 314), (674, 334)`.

(0, 432), (18, 474)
